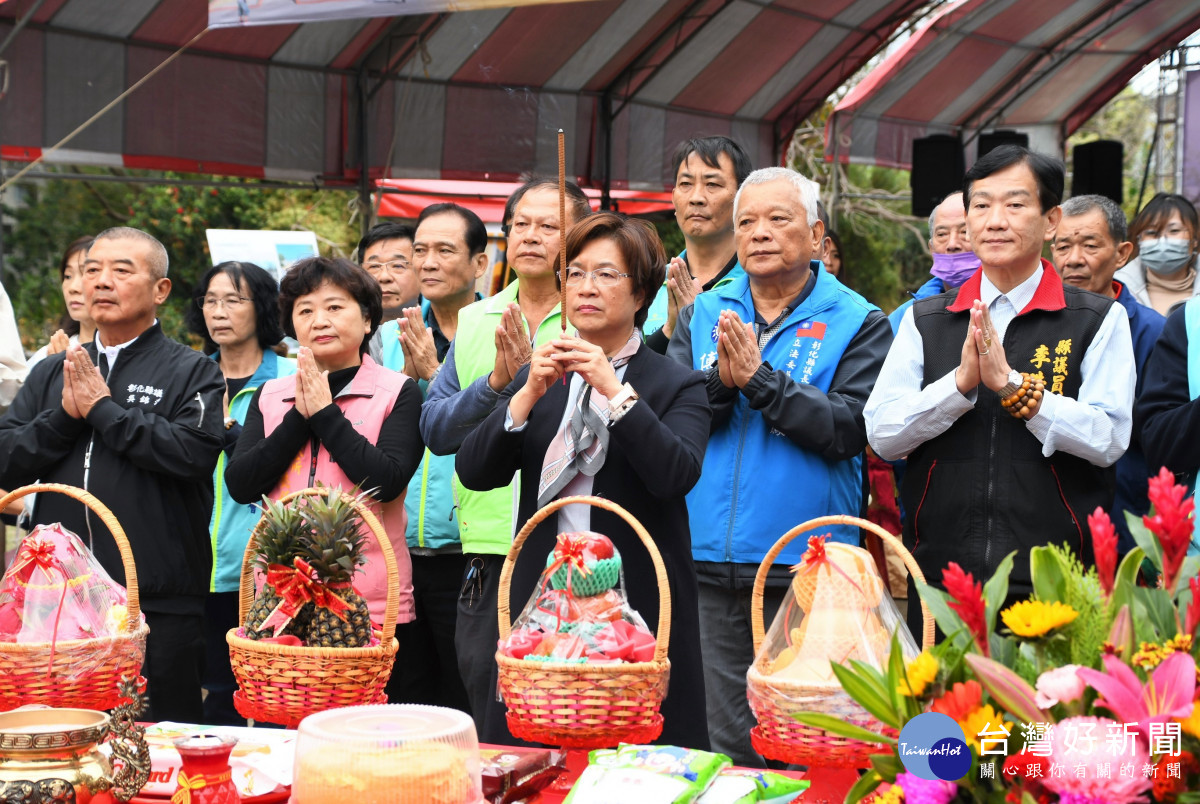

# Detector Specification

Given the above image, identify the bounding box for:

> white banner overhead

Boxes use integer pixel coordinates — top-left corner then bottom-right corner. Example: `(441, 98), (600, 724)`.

(208, 0), (600, 29)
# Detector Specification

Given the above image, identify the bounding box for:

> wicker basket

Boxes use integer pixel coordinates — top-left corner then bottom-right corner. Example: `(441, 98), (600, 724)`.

(747, 515), (935, 767)
(226, 488), (400, 727)
(0, 483), (148, 711)
(496, 495), (671, 749)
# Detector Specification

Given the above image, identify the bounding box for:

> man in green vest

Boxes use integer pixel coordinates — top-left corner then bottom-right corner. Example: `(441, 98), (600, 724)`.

(420, 177), (591, 741)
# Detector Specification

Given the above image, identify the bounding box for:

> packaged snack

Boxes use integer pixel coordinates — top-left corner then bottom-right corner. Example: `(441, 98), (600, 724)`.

(563, 744), (730, 804)
(695, 775), (757, 804)
(479, 747), (557, 802)
(0, 524), (143, 657)
(498, 532), (657, 665)
(697, 769), (809, 803)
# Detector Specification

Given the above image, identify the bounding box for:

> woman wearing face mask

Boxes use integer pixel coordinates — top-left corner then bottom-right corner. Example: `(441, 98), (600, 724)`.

(1114, 193), (1200, 316)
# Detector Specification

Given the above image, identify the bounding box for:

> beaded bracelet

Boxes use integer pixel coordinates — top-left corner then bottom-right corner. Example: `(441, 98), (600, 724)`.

(999, 372), (1045, 420)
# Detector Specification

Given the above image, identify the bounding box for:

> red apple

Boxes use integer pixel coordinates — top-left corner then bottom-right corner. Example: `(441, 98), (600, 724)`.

(576, 531), (614, 561)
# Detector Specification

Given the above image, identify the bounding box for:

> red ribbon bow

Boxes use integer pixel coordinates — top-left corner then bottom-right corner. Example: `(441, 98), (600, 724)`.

(260, 558), (355, 636)
(8, 537), (67, 583)
(784, 534), (867, 649)
(535, 534), (598, 630)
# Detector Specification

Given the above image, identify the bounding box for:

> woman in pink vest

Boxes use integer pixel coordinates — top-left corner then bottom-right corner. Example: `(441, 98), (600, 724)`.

(225, 256), (422, 630)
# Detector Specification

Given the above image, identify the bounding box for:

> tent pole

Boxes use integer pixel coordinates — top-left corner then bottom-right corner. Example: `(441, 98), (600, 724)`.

(601, 92), (613, 211)
(828, 115), (840, 221)
(1138, 120), (1160, 211)
(357, 68), (372, 240)
(0, 0), (47, 58)
(0, 176), (6, 285)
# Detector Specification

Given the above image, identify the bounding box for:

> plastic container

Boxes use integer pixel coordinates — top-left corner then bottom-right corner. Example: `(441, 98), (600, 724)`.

(290, 704), (483, 804)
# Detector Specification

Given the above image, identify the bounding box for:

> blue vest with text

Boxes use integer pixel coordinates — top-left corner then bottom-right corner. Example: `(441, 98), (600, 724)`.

(686, 266), (873, 565)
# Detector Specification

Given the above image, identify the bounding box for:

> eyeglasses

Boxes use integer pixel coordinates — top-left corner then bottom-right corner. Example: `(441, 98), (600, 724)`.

(197, 296), (250, 311)
(559, 267), (632, 287)
(364, 259), (413, 275)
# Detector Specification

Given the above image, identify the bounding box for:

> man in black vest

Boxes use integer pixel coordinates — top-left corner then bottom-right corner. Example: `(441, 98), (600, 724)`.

(864, 146), (1135, 638)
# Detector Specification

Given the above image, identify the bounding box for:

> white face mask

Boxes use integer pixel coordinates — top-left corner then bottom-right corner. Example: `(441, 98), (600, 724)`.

(1139, 237), (1194, 276)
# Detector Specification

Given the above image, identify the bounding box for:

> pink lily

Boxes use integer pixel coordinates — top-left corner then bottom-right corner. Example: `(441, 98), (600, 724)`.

(1076, 652), (1196, 739)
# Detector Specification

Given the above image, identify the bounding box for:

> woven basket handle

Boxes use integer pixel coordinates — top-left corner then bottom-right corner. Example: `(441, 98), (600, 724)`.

(497, 494), (671, 665)
(237, 487), (400, 643)
(0, 482), (141, 629)
(750, 515), (934, 652)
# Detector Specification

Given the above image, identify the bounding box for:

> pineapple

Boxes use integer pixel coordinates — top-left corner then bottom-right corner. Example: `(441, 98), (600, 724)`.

(299, 489), (374, 648)
(243, 496), (312, 640)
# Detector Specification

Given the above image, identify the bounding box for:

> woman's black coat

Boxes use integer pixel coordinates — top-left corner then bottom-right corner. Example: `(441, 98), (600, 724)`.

(455, 342), (713, 749)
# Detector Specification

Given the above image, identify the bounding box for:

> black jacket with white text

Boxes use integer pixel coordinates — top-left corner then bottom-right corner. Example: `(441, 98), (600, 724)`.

(0, 323), (225, 614)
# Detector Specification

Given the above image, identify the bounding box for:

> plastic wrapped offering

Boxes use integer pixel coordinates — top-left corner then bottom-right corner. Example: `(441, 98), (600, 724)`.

(498, 532), (657, 664)
(0, 524), (141, 647)
(757, 536), (914, 685)
(746, 535), (918, 763)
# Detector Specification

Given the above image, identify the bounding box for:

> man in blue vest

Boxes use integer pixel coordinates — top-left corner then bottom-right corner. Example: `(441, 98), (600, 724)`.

(644, 136), (751, 353)
(667, 167), (891, 764)
(865, 146), (1135, 639)
(1051, 194), (1164, 555)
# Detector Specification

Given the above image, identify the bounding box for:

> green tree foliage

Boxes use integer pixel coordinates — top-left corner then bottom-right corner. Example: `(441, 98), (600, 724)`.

(788, 108), (929, 313)
(2, 173), (357, 352)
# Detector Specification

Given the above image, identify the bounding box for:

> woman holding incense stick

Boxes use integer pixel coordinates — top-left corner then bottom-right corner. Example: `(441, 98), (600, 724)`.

(456, 212), (712, 748)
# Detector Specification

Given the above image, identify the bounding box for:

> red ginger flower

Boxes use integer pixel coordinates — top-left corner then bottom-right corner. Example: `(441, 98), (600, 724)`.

(1145, 467), (1195, 592)
(1088, 507), (1117, 597)
(930, 679), (982, 723)
(942, 562), (989, 657)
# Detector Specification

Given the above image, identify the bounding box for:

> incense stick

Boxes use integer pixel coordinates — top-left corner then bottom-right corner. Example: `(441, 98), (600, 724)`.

(558, 129), (568, 336)
(559, 129), (569, 385)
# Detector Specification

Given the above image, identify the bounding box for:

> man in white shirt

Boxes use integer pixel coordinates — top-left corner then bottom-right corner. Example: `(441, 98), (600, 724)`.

(864, 146), (1134, 638)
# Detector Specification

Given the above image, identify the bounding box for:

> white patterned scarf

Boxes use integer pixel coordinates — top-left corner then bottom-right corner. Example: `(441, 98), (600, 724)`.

(537, 330), (641, 507)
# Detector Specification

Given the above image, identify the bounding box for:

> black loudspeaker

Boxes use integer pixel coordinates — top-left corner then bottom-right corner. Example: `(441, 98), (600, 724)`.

(977, 130), (1029, 160)
(911, 134), (964, 218)
(1072, 140), (1124, 205)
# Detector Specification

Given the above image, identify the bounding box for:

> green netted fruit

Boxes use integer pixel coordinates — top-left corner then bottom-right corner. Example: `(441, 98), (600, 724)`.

(544, 552), (622, 597)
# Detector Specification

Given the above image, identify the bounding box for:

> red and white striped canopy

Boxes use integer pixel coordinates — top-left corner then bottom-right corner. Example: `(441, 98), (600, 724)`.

(375, 178), (673, 220)
(0, 0), (924, 190)
(827, 0), (1200, 170)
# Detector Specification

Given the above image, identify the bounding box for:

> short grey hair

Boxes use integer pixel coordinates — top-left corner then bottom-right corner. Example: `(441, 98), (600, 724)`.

(733, 167), (820, 227)
(92, 227), (170, 279)
(1060, 194), (1128, 244)
(928, 192), (964, 238)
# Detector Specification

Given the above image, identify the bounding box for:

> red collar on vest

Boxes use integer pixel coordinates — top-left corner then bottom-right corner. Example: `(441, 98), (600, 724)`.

(1112, 280), (1126, 300)
(947, 259), (1065, 315)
